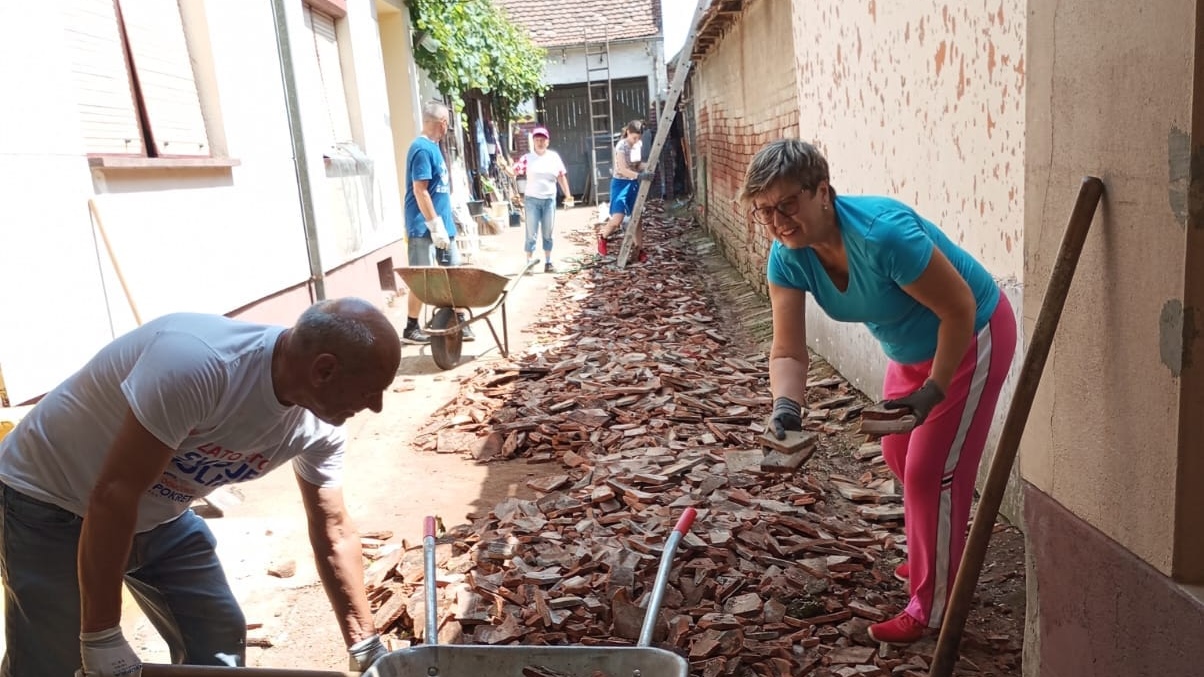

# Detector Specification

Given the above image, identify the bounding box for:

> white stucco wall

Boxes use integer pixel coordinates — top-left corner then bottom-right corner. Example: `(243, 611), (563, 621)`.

(542, 38), (667, 107)
(0, 0), (404, 403)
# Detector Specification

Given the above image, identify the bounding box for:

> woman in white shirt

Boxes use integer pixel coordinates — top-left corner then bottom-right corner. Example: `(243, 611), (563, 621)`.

(513, 127), (573, 273)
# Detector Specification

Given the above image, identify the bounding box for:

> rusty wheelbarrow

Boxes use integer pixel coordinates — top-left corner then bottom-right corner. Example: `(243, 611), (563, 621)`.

(141, 507), (696, 677)
(394, 261), (536, 370)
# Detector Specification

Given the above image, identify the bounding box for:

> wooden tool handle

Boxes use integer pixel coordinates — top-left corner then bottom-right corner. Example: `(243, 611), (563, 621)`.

(927, 176), (1105, 676)
(141, 664), (359, 677)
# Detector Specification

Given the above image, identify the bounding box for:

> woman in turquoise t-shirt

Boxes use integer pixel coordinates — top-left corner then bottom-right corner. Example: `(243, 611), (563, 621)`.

(740, 139), (1017, 645)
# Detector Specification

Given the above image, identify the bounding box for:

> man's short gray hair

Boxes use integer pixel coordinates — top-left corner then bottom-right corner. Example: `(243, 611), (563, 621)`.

(294, 299), (381, 367)
(739, 139), (832, 205)
(422, 101), (449, 123)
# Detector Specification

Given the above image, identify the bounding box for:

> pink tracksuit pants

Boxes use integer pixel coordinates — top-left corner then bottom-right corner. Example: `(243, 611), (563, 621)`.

(880, 291), (1016, 628)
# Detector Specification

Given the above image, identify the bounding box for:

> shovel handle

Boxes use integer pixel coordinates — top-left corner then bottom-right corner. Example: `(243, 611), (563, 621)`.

(141, 665), (358, 677)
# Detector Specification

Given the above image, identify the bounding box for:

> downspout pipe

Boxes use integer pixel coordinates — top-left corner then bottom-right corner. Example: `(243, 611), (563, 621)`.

(270, 0), (326, 301)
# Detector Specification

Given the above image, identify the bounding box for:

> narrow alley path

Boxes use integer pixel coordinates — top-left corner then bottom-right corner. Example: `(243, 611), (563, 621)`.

(364, 203), (1026, 677)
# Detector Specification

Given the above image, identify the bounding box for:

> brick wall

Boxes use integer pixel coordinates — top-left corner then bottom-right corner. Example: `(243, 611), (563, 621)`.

(692, 0), (799, 291)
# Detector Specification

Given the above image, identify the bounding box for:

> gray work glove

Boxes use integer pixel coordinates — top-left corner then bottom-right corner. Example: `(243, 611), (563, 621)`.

(637, 170), (654, 181)
(770, 396), (803, 440)
(78, 627), (142, 677)
(426, 218), (450, 250)
(881, 379), (945, 426)
(349, 634), (388, 672)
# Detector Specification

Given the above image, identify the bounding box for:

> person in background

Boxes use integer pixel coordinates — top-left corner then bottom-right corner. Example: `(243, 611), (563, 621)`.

(0, 298), (399, 676)
(597, 120), (653, 262)
(402, 101), (473, 342)
(512, 127), (573, 273)
(742, 139), (1016, 645)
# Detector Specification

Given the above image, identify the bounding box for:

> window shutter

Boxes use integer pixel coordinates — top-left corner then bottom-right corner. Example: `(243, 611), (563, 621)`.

(308, 8), (353, 148)
(118, 0), (209, 156)
(63, 0), (144, 156)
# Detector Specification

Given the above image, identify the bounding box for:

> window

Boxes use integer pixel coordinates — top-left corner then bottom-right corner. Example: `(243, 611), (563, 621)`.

(301, 4), (355, 155)
(64, 0), (210, 158)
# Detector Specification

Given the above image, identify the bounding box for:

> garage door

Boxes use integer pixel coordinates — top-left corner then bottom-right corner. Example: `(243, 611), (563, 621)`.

(540, 77), (649, 198)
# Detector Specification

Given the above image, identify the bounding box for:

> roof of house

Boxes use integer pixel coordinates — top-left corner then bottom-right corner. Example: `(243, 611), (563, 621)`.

(495, 0), (662, 48)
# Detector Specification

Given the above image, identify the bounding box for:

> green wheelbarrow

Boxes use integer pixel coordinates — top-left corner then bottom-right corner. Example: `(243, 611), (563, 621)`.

(394, 262), (536, 370)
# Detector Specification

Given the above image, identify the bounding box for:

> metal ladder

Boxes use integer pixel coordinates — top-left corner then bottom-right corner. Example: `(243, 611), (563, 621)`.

(584, 28), (614, 205)
(615, 0), (713, 267)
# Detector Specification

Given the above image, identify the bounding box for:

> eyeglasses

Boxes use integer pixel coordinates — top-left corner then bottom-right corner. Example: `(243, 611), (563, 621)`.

(750, 188), (811, 225)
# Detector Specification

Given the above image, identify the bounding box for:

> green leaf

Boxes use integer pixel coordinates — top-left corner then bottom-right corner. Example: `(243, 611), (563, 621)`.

(407, 0), (546, 118)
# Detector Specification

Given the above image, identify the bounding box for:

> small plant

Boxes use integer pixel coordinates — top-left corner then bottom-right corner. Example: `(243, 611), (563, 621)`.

(480, 176), (499, 196)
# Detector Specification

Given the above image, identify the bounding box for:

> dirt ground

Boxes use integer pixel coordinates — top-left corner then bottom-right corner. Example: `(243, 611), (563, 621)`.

(121, 202), (1026, 674)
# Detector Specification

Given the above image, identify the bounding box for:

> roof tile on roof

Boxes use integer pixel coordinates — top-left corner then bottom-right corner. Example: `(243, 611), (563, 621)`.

(495, 0), (662, 48)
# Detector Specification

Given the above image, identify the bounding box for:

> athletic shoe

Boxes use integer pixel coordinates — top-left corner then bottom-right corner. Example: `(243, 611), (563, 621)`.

(597, 236), (608, 256)
(868, 611), (928, 645)
(544, 262), (555, 273)
(401, 325), (430, 345)
(894, 562), (909, 582)
(456, 313), (476, 342)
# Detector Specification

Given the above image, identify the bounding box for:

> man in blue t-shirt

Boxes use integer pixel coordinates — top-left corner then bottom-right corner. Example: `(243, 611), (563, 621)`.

(402, 101), (460, 344)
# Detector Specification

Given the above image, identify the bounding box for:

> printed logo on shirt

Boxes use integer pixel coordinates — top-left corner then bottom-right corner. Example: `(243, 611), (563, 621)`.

(148, 442), (273, 502)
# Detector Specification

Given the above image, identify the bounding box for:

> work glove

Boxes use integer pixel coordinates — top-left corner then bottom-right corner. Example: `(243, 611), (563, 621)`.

(769, 396), (803, 440)
(563, 196), (575, 209)
(348, 634), (388, 672)
(78, 626), (142, 677)
(881, 379), (945, 426)
(637, 170), (654, 181)
(426, 218), (450, 250)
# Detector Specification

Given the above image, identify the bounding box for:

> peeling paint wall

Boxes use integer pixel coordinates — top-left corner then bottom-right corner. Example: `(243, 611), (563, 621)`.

(1020, 0), (1193, 575)
(690, 0), (1027, 515)
(794, 1), (1026, 279)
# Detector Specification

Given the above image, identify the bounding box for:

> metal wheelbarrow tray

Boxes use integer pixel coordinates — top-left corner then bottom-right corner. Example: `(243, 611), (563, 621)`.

(394, 262), (536, 370)
(366, 511), (697, 677)
(141, 509), (694, 677)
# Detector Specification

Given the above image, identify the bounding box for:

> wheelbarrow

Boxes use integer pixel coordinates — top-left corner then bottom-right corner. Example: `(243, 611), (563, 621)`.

(142, 508), (696, 677)
(395, 261), (536, 370)
(364, 510), (695, 676)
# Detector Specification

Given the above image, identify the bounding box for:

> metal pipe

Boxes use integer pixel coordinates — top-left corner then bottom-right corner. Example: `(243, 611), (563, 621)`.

(270, 0), (326, 301)
(638, 508), (697, 647)
(423, 515), (439, 644)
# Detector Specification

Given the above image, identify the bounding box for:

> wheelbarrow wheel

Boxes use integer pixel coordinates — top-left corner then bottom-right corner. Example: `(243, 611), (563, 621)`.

(428, 307), (463, 370)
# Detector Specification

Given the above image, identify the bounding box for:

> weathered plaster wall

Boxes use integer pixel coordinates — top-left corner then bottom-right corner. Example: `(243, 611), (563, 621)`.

(690, 0), (1027, 516)
(789, 0), (1027, 394)
(1020, 0), (1191, 574)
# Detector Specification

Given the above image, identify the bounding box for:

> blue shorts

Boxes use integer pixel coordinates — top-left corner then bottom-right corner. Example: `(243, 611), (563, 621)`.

(609, 178), (639, 217)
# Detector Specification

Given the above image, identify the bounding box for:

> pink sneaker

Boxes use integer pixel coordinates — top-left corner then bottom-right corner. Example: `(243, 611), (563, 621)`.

(894, 562), (909, 582)
(868, 611), (928, 645)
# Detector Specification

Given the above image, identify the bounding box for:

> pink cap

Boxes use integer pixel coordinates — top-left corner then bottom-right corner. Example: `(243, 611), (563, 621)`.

(532, 127), (550, 139)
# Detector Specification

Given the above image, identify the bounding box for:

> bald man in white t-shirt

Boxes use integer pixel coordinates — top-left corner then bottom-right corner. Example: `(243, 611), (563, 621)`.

(0, 298), (400, 677)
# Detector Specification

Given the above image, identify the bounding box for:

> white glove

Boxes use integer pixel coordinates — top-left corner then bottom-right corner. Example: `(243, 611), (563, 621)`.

(78, 627), (142, 677)
(563, 196), (575, 209)
(427, 218), (450, 250)
(349, 634), (388, 671)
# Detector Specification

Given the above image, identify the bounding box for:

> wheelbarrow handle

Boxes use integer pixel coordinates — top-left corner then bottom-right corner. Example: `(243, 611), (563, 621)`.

(141, 664), (359, 677)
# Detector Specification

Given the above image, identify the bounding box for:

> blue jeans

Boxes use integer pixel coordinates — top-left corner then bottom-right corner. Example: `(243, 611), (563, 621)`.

(523, 197), (556, 255)
(0, 484), (245, 677)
